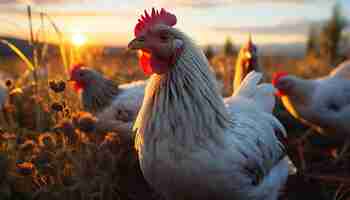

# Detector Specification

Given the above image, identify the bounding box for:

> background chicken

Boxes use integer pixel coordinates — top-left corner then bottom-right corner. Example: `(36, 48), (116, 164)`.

(129, 8), (288, 200)
(69, 64), (146, 122)
(0, 80), (7, 110)
(229, 35), (275, 113)
(272, 60), (350, 160)
(233, 35), (261, 92)
(0, 72), (12, 109)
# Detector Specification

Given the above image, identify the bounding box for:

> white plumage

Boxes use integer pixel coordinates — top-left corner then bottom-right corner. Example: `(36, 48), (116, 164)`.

(233, 35), (261, 92)
(70, 66), (146, 122)
(133, 28), (288, 200)
(69, 66), (146, 135)
(273, 60), (350, 156)
(97, 80), (146, 123)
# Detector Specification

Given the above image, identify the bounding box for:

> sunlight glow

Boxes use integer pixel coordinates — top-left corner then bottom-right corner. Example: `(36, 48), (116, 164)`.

(71, 32), (87, 47)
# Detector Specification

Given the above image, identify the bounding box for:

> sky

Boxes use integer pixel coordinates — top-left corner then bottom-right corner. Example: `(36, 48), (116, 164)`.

(0, 0), (346, 46)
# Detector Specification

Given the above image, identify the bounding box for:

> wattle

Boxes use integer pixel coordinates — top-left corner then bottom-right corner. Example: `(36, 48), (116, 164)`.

(139, 50), (174, 75)
(275, 89), (285, 97)
(139, 51), (153, 75)
(73, 82), (85, 92)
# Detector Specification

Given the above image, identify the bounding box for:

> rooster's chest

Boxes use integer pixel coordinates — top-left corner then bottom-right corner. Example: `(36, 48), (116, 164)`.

(137, 140), (242, 200)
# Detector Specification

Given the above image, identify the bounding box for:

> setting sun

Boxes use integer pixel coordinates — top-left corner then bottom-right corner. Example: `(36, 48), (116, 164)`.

(71, 32), (87, 46)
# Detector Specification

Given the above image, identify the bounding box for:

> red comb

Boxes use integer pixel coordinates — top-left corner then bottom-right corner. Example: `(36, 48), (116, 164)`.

(71, 63), (84, 70)
(272, 71), (288, 86)
(70, 63), (85, 75)
(272, 71), (288, 97)
(134, 8), (177, 37)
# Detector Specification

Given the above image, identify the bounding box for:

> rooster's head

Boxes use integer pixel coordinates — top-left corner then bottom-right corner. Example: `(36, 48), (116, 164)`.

(69, 63), (100, 92)
(240, 35), (258, 68)
(272, 72), (292, 97)
(128, 8), (184, 75)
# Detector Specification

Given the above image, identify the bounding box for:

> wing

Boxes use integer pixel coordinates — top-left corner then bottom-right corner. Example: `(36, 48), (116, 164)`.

(306, 78), (350, 136)
(329, 61), (350, 80)
(314, 79), (350, 113)
(226, 71), (276, 113)
(222, 108), (288, 199)
(97, 80), (146, 122)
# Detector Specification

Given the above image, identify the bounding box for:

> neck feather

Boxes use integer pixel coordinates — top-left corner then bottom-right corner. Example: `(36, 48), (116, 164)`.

(134, 29), (230, 150)
(289, 77), (315, 104)
(82, 77), (119, 114)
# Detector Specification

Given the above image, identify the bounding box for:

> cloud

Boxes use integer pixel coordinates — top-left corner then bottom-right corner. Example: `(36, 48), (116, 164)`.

(9, 0), (326, 8)
(160, 0), (329, 8)
(212, 20), (323, 36)
(0, 0), (85, 5)
(0, 1), (134, 18)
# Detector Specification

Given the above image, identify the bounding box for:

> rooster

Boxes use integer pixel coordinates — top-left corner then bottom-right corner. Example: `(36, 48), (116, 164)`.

(69, 64), (146, 122)
(233, 35), (261, 92)
(128, 8), (288, 200)
(272, 61), (350, 159)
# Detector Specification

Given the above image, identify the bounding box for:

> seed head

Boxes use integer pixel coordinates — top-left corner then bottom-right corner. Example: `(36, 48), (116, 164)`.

(51, 102), (63, 112)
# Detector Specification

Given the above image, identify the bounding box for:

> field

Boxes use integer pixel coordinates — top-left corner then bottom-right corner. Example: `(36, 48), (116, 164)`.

(0, 4), (350, 200)
(0, 46), (349, 200)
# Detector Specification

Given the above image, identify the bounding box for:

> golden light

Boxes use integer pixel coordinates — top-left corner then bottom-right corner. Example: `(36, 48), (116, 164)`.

(71, 32), (87, 47)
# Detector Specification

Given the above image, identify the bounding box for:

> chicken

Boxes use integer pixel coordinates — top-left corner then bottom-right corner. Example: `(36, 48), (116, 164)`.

(272, 60), (350, 159)
(0, 81), (7, 109)
(69, 64), (146, 122)
(128, 8), (288, 200)
(233, 35), (261, 92)
(0, 72), (12, 110)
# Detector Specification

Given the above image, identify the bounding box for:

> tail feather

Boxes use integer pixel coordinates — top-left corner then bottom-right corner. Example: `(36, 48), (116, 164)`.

(233, 70), (262, 97)
(234, 71), (276, 113)
(251, 157), (289, 200)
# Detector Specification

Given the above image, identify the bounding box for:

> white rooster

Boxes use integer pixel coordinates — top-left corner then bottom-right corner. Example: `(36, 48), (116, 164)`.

(69, 63), (146, 122)
(233, 35), (261, 92)
(272, 60), (350, 159)
(128, 8), (288, 200)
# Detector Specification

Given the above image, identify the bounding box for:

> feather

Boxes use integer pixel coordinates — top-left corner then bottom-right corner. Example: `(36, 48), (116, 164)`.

(82, 76), (119, 114)
(275, 60), (350, 144)
(233, 36), (261, 92)
(134, 27), (288, 200)
(98, 80), (146, 123)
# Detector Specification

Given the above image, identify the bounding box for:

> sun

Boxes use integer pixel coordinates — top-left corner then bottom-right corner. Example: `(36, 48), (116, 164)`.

(71, 32), (87, 46)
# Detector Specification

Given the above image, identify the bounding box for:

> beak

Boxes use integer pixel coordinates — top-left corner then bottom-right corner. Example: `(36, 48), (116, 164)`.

(128, 37), (145, 50)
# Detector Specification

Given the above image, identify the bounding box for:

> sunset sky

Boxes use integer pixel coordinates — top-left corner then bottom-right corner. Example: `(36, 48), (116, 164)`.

(0, 0), (347, 46)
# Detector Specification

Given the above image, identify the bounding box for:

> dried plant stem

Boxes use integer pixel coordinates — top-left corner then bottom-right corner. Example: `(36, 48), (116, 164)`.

(43, 13), (70, 77)
(27, 5), (42, 131)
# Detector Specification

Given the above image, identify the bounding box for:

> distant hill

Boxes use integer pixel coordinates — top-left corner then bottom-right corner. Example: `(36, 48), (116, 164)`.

(211, 42), (306, 58)
(0, 36), (33, 57)
(259, 43), (306, 58)
(0, 35), (128, 58)
(0, 35), (306, 59)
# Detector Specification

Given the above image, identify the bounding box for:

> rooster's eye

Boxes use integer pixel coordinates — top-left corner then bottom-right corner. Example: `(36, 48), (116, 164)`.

(159, 34), (169, 42)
